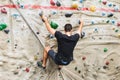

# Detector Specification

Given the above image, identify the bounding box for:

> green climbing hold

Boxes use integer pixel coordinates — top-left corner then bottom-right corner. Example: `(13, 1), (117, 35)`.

(104, 48), (108, 52)
(50, 21), (58, 29)
(115, 29), (119, 32)
(99, 0), (102, 2)
(106, 20), (110, 23)
(0, 23), (7, 31)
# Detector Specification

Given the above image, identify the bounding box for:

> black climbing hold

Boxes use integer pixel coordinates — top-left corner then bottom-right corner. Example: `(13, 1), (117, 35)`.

(110, 58), (114, 61)
(103, 66), (108, 69)
(81, 32), (85, 39)
(36, 32), (39, 34)
(15, 44), (17, 46)
(75, 67), (77, 70)
(14, 71), (18, 75)
(4, 30), (10, 34)
(65, 13), (73, 17)
(107, 13), (113, 17)
(56, 1), (61, 7)
(78, 20), (81, 24)
(78, 70), (81, 73)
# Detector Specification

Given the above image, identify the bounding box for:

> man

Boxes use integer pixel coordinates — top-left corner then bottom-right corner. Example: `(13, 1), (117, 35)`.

(37, 14), (84, 69)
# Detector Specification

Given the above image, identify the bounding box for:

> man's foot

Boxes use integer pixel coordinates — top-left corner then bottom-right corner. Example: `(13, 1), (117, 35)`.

(37, 61), (46, 69)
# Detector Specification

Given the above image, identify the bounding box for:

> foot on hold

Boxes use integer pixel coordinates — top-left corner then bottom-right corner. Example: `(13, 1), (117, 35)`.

(81, 32), (85, 39)
(37, 61), (46, 69)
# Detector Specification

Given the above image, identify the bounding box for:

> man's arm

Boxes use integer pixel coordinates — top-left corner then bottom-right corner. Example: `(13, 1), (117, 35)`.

(77, 20), (83, 35)
(41, 15), (56, 35)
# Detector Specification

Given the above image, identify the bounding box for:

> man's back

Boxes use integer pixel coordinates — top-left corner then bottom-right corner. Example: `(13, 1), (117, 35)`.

(55, 31), (80, 60)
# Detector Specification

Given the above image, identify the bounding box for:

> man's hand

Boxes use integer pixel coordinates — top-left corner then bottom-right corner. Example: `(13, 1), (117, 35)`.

(39, 11), (48, 22)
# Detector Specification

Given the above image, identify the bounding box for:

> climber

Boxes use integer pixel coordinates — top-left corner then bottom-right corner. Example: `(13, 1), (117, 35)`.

(37, 14), (84, 70)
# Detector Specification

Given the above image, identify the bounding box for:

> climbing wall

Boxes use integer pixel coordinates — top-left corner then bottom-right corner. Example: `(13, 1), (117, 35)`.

(0, 0), (120, 80)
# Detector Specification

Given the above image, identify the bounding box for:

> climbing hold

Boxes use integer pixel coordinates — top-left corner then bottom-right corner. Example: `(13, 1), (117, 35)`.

(78, 70), (81, 73)
(39, 11), (43, 17)
(81, 32), (85, 38)
(82, 56), (86, 60)
(90, 5), (96, 12)
(14, 71), (19, 75)
(102, 12), (106, 16)
(115, 29), (119, 32)
(99, 0), (102, 3)
(111, 20), (115, 24)
(102, 0), (107, 5)
(79, 0), (83, 3)
(36, 32), (39, 34)
(0, 23), (7, 31)
(50, 0), (55, 6)
(34, 55), (38, 60)
(108, 3), (112, 7)
(50, 21), (58, 29)
(91, 20), (95, 24)
(105, 61), (109, 65)
(104, 48), (108, 52)
(114, 6), (119, 12)
(56, 1), (61, 7)
(1, 8), (7, 14)
(52, 10), (57, 15)
(71, 1), (79, 9)
(49, 34), (54, 38)
(117, 22), (120, 26)
(25, 68), (30, 72)
(103, 66), (108, 69)
(7, 39), (10, 43)
(75, 67), (77, 70)
(4, 30), (10, 34)
(107, 13), (113, 17)
(78, 20), (81, 24)
(106, 20), (110, 23)
(20, 5), (24, 9)
(65, 12), (73, 17)
(118, 34), (120, 38)
(94, 28), (98, 33)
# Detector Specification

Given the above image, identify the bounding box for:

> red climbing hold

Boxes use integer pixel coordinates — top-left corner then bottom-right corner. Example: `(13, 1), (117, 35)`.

(105, 61), (109, 65)
(50, 0), (55, 6)
(117, 22), (120, 26)
(102, 1), (107, 5)
(82, 56), (86, 60)
(25, 68), (30, 72)
(1, 8), (7, 14)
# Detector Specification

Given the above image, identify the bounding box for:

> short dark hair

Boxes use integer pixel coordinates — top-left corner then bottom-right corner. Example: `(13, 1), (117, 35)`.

(64, 24), (72, 32)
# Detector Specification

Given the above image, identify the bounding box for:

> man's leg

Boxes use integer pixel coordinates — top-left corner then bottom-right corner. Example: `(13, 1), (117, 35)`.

(42, 46), (51, 68)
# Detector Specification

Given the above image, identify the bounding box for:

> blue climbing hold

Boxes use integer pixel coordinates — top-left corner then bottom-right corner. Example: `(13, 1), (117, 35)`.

(111, 20), (115, 24)
(108, 3), (112, 7)
(91, 21), (95, 24)
(102, 12), (106, 16)
(79, 0), (83, 3)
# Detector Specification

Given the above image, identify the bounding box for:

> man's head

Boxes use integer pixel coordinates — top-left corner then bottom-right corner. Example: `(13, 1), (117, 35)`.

(64, 24), (72, 32)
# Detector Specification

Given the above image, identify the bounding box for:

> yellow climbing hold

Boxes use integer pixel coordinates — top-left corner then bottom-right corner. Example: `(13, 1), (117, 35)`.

(118, 34), (120, 38)
(71, 1), (79, 9)
(90, 5), (96, 12)
(34, 55), (38, 60)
